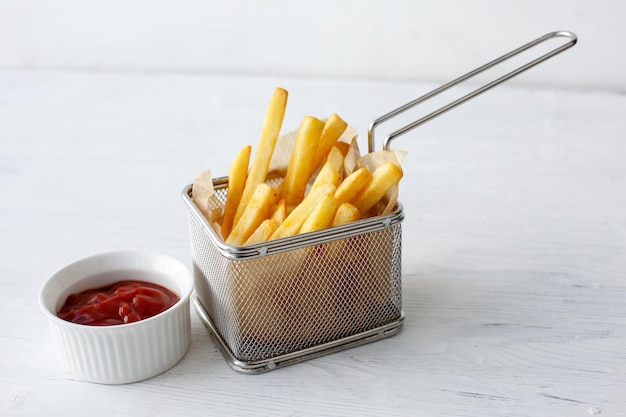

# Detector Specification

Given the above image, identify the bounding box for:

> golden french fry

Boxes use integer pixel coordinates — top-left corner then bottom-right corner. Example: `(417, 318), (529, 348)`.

(221, 145), (251, 240)
(310, 145), (345, 192)
(270, 199), (286, 224)
(244, 218), (279, 245)
(234, 87), (288, 226)
(270, 184), (336, 240)
(326, 203), (361, 265)
(325, 143), (346, 171)
(335, 167), (373, 204)
(282, 116), (325, 209)
(299, 193), (338, 234)
(331, 202), (361, 227)
(353, 161), (403, 215)
(310, 113), (348, 175)
(226, 183), (277, 246)
(311, 164), (341, 193)
(211, 87), (405, 245)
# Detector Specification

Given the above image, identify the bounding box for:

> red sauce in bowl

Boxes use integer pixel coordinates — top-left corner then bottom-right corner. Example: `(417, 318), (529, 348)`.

(57, 279), (180, 326)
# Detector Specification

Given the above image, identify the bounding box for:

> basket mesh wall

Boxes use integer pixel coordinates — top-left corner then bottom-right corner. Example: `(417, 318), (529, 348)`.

(187, 190), (402, 363)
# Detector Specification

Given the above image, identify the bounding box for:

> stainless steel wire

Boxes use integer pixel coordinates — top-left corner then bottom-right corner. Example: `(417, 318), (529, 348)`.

(368, 31), (577, 152)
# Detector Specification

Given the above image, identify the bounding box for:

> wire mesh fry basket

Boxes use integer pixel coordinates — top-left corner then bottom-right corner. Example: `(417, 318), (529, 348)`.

(182, 31), (577, 374)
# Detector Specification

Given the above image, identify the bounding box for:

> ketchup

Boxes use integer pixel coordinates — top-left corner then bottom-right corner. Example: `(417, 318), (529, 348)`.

(57, 278), (180, 326)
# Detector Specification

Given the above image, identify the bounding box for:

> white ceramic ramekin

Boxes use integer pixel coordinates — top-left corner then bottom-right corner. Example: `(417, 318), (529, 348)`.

(39, 250), (193, 384)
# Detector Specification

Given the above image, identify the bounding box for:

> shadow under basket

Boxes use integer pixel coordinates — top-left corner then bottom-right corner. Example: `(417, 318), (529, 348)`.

(182, 180), (404, 374)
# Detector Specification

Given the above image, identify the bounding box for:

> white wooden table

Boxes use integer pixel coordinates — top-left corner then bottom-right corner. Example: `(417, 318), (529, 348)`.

(1, 69), (625, 416)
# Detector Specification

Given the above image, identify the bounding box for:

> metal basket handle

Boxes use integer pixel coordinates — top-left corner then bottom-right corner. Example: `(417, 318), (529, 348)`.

(368, 30), (578, 153)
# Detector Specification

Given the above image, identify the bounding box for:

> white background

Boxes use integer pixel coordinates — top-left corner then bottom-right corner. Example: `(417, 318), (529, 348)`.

(0, 0), (623, 91)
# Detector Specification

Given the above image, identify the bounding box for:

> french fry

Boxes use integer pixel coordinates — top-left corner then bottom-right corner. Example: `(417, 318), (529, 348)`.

(299, 193), (338, 234)
(331, 202), (361, 227)
(310, 145), (345, 192)
(270, 199), (286, 224)
(221, 145), (251, 240)
(310, 113), (348, 175)
(310, 164), (341, 193)
(244, 218), (279, 246)
(226, 183), (277, 246)
(206, 87), (405, 247)
(270, 184), (336, 240)
(234, 87), (288, 226)
(282, 116), (325, 210)
(326, 202), (361, 265)
(353, 161), (403, 215)
(335, 167), (373, 204)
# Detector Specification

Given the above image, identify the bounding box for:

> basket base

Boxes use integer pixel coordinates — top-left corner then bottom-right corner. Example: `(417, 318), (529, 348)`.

(193, 295), (404, 374)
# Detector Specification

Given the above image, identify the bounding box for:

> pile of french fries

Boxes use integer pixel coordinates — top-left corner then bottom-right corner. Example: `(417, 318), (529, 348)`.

(198, 87), (404, 246)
